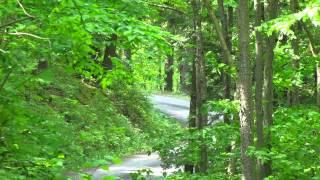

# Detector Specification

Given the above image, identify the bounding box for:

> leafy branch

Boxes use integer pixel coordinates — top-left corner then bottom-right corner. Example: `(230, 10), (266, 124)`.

(0, 17), (33, 29)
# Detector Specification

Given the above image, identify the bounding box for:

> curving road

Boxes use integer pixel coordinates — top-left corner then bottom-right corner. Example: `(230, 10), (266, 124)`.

(67, 95), (189, 180)
(150, 94), (190, 123)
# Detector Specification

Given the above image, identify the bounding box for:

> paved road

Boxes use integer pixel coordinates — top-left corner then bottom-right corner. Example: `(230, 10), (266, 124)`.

(150, 95), (190, 123)
(67, 95), (189, 180)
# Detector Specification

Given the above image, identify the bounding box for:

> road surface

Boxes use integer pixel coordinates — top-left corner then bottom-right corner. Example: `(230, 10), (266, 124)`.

(67, 94), (189, 180)
(150, 94), (189, 124)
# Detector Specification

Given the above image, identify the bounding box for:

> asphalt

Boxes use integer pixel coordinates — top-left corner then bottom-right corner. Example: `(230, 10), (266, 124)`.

(150, 94), (190, 123)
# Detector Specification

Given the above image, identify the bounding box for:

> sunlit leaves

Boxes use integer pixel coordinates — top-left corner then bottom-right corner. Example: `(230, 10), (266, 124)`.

(259, 1), (320, 37)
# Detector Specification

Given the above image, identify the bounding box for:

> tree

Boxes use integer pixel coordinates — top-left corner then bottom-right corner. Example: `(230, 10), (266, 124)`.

(191, 0), (208, 173)
(254, 0), (265, 178)
(165, 50), (174, 91)
(205, 0), (235, 174)
(263, 0), (279, 176)
(217, 0), (232, 105)
(238, 0), (256, 178)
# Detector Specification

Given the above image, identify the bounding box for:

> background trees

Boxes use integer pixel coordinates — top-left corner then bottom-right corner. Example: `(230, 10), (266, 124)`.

(1, 0), (320, 179)
(156, 0), (320, 179)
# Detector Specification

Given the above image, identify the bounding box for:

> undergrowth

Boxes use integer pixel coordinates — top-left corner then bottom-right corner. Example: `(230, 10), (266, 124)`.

(0, 65), (181, 179)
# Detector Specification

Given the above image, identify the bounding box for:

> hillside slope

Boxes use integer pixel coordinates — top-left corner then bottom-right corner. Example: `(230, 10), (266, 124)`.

(0, 65), (178, 179)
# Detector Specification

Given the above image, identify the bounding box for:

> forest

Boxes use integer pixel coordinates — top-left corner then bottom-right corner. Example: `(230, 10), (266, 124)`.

(0, 0), (320, 179)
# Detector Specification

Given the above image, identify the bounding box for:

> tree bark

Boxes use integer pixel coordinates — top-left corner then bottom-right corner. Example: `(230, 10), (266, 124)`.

(192, 0), (208, 173)
(165, 52), (174, 91)
(185, 1), (200, 173)
(263, 0), (279, 177)
(254, 0), (265, 179)
(238, 0), (256, 179)
(185, 55), (197, 173)
(165, 17), (175, 92)
(103, 34), (117, 70)
(217, 0), (232, 116)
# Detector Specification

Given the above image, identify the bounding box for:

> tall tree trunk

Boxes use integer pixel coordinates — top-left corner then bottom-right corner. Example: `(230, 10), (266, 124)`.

(263, 0), (278, 177)
(185, 1), (200, 173)
(289, 0), (300, 106)
(165, 18), (175, 92)
(192, 0), (208, 173)
(218, 0), (232, 116)
(185, 50), (197, 173)
(165, 51), (174, 91)
(159, 64), (163, 91)
(217, 0), (236, 175)
(238, 0), (256, 179)
(103, 34), (117, 70)
(254, 0), (265, 179)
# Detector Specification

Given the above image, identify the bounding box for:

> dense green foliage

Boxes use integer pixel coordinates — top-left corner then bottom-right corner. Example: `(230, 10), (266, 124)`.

(1, 0), (320, 179)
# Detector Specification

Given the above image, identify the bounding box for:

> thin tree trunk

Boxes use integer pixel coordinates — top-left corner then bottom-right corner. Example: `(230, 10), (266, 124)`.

(165, 52), (174, 92)
(103, 34), (117, 70)
(238, 0), (256, 179)
(185, 55), (197, 173)
(254, 0), (265, 179)
(263, 0), (279, 177)
(159, 64), (163, 91)
(217, 0), (236, 175)
(218, 0), (232, 116)
(192, 0), (208, 173)
(185, 1), (200, 173)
